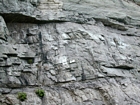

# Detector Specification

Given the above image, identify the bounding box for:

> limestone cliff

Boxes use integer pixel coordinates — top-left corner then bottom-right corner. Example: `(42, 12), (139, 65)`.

(0, 0), (140, 105)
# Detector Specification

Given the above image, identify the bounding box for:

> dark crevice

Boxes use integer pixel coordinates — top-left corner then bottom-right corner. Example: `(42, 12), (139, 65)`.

(0, 13), (66, 24)
(81, 63), (86, 81)
(103, 65), (134, 70)
(0, 13), (43, 23)
(114, 65), (134, 70)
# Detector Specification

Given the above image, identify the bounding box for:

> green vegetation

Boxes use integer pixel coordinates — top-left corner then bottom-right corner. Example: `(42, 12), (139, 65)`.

(17, 92), (27, 101)
(35, 89), (45, 98)
(27, 58), (34, 64)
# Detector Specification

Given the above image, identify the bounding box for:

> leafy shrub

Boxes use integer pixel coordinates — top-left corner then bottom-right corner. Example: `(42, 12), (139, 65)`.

(35, 89), (45, 98)
(17, 92), (27, 101)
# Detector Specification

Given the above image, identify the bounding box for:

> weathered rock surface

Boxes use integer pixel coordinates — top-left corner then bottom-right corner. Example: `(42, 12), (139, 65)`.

(0, 0), (140, 105)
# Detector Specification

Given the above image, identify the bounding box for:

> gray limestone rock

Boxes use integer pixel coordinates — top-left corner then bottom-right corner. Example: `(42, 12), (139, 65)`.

(0, 16), (9, 41)
(0, 0), (140, 105)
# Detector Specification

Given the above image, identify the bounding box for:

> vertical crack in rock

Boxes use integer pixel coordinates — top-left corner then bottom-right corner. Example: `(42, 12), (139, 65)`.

(81, 62), (86, 81)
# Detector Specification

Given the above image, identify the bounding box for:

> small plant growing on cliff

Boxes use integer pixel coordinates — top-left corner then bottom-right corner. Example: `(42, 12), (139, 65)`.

(27, 58), (34, 64)
(35, 89), (45, 98)
(17, 92), (27, 101)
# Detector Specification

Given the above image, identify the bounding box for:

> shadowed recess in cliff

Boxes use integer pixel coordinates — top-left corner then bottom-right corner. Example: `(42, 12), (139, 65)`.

(0, 13), (66, 23)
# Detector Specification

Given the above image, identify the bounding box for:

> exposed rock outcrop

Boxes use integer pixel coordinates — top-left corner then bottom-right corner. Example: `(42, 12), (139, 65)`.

(0, 0), (140, 105)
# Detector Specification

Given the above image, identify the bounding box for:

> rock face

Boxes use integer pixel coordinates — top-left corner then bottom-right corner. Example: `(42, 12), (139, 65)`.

(0, 0), (140, 105)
